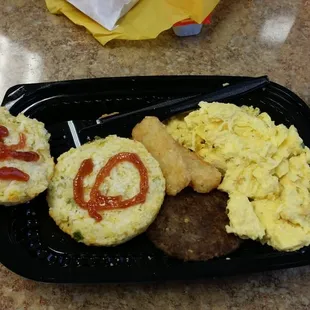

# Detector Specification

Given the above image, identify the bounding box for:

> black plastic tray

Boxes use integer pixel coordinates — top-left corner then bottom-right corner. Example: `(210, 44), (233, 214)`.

(1, 76), (310, 283)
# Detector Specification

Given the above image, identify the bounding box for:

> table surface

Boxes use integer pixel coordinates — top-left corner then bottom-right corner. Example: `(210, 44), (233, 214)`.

(1, 0), (310, 309)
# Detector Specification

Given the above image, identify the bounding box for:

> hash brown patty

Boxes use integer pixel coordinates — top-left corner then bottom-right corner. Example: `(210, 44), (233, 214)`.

(48, 135), (165, 247)
(0, 107), (54, 206)
(147, 189), (242, 261)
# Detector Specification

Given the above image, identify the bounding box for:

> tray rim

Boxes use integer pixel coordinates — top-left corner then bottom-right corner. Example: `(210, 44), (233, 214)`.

(1, 75), (310, 283)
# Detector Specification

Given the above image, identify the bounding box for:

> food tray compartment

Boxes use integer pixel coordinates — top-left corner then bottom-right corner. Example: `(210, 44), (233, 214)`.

(1, 75), (310, 283)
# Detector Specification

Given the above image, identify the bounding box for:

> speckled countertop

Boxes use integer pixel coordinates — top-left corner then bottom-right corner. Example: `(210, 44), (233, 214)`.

(0, 0), (310, 309)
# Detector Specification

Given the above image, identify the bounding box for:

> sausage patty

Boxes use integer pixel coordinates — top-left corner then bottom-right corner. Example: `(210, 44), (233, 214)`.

(147, 189), (242, 261)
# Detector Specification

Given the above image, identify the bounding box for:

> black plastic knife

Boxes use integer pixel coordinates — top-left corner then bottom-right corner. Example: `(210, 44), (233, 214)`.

(46, 76), (269, 157)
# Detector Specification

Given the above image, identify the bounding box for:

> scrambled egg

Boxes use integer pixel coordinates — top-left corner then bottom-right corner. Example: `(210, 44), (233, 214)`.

(166, 102), (310, 251)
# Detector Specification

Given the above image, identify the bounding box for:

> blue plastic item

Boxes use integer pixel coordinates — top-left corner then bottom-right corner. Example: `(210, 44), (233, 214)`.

(172, 24), (203, 37)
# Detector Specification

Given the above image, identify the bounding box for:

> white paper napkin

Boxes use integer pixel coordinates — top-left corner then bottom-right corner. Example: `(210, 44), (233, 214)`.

(67, 0), (139, 31)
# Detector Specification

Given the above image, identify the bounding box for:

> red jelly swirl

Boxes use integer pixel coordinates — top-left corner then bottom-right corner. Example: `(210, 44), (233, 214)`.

(73, 152), (149, 222)
(0, 125), (40, 181)
(0, 167), (29, 182)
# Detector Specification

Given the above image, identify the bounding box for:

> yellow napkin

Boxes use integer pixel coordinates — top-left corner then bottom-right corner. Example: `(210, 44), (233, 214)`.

(45, 0), (219, 46)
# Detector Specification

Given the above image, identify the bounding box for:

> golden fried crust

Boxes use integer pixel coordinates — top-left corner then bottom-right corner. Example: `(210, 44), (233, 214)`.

(132, 117), (190, 196)
(132, 116), (221, 195)
(177, 146), (222, 193)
